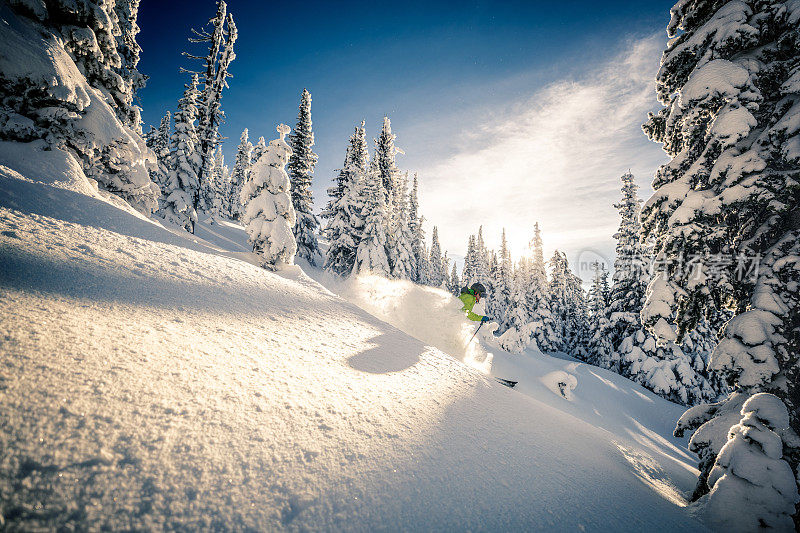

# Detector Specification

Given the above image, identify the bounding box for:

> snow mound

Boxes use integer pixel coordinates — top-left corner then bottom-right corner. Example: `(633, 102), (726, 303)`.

(0, 166), (706, 530)
(540, 370), (579, 400)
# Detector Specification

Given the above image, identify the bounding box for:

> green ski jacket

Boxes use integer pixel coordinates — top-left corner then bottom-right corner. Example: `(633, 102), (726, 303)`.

(459, 291), (485, 322)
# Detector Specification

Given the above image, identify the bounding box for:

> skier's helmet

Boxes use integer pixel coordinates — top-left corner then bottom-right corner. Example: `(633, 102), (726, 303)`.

(470, 282), (486, 298)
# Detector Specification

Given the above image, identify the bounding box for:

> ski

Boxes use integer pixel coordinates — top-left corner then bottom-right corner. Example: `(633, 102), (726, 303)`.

(495, 378), (518, 388)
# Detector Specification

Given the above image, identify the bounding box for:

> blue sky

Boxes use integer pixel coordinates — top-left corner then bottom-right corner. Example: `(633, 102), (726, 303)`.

(137, 0), (674, 276)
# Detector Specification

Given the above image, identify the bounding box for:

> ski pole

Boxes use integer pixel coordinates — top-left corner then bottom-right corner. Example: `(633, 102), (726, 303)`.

(468, 321), (484, 344)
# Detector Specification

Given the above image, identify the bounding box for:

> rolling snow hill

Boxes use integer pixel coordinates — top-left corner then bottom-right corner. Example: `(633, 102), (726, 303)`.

(0, 143), (707, 530)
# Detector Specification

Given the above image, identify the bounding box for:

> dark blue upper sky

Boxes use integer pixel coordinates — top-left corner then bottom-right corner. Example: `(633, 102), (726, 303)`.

(137, 0), (674, 259)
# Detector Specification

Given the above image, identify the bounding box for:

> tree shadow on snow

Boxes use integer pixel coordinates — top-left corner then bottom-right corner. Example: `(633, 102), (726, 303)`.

(347, 332), (421, 374)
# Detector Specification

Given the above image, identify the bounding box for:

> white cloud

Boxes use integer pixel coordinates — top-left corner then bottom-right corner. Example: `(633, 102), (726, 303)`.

(415, 33), (669, 277)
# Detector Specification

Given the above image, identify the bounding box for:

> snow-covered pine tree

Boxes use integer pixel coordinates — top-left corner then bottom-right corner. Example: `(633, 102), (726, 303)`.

(586, 261), (613, 365)
(229, 128), (253, 220)
(353, 164), (390, 276)
(159, 74), (201, 232)
(475, 226), (489, 285)
(548, 251), (568, 353)
(417, 239), (432, 286)
(209, 146), (227, 217)
(702, 393), (800, 532)
(441, 251), (451, 290)
(499, 258), (534, 353)
(450, 261), (460, 295)
(324, 122), (369, 276)
(113, 0), (146, 129)
(240, 124), (296, 269)
(591, 173), (717, 403)
(429, 226), (444, 287)
(185, 0), (237, 214)
(408, 174), (429, 284)
(587, 261), (609, 316)
(387, 171), (415, 279)
(287, 88), (321, 266)
(641, 0), (800, 512)
(526, 223), (557, 352)
(564, 257), (590, 359)
(493, 230), (513, 332)
(373, 116), (401, 204)
(0, 0), (158, 212)
(147, 111), (171, 202)
(461, 234), (477, 287)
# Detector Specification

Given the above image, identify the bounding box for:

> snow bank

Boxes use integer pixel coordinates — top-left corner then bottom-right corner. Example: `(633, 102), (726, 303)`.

(0, 166), (707, 530)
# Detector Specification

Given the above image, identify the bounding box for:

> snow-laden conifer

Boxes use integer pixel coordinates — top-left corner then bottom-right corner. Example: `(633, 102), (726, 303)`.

(429, 226), (444, 287)
(387, 172), (416, 280)
(642, 0), (800, 511)
(408, 174), (427, 283)
(160, 75), (201, 232)
(0, 1), (158, 212)
(240, 124), (296, 269)
(229, 128), (253, 220)
(449, 261), (460, 295)
(353, 165), (390, 276)
(701, 394), (800, 532)
(373, 116), (401, 204)
(526, 223), (557, 352)
(461, 234), (477, 287)
(288, 88), (321, 265)
(186, 0), (237, 213)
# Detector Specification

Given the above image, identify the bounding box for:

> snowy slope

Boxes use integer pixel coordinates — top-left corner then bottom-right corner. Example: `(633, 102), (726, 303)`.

(0, 145), (706, 530)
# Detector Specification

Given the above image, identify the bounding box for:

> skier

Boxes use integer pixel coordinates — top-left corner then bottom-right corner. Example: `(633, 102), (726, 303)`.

(459, 282), (491, 323)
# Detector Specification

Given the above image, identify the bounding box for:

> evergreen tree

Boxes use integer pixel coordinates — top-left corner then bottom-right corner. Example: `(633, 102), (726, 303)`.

(387, 171), (416, 279)
(409, 174), (428, 283)
(441, 251), (451, 290)
(417, 240), (431, 286)
(499, 258), (535, 353)
(113, 0), (147, 129)
(324, 124), (368, 276)
(186, 0), (237, 213)
(210, 147), (227, 217)
(429, 226), (444, 287)
(160, 75), (201, 232)
(548, 251), (568, 353)
(353, 166), (390, 276)
(702, 393), (799, 531)
(494, 230), (513, 332)
(288, 88), (321, 265)
(240, 124), (296, 269)
(461, 234), (477, 287)
(373, 116), (401, 204)
(148, 111), (171, 203)
(641, 1), (800, 515)
(475, 226), (489, 285)
(1, 0), (158, 213)
(564, 257), (590, 359)
(527, 223), (557, 352)
(450, 261), (461, 295)
(587, 262), (609, 315)
(229, 128), (253, 220)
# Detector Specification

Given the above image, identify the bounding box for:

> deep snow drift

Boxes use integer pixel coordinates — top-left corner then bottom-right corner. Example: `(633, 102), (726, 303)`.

(0, 143), (706, 530)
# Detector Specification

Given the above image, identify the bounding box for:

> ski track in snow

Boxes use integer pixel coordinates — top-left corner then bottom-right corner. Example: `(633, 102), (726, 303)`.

(0, 162), (707, 530)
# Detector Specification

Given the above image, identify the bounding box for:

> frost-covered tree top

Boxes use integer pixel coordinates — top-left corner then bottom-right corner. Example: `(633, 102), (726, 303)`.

(373, 116), (401, 204)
